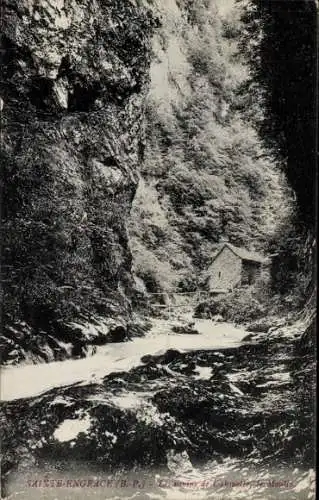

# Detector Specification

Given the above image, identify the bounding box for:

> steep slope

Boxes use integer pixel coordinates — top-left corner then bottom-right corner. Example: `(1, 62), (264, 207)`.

(239, 0), (317, 303)
(1, 0), (156, 361)
(128, 0), (293, 293)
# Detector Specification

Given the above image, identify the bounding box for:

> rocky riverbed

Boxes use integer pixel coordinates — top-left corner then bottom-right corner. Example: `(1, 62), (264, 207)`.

(0, 317), (315, 499)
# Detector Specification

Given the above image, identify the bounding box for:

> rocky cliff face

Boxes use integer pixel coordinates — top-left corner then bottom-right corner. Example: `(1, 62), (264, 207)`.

(1, 0), (156, 360)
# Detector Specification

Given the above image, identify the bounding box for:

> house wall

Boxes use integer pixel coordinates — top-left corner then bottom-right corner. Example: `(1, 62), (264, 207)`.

(241, 262), (271, 286)
(241, 261), (261, 285)
(258, 264), (271, 288)
(208, 246), (242, 291)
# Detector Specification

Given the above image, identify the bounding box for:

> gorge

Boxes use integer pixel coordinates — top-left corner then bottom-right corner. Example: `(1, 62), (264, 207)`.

(0, 1), (316, 499)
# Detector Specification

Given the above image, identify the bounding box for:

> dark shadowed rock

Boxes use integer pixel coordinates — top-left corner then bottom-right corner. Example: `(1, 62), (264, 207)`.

(171, 323), (200, 335)
(141, 354), (156, 364)
(160, 349), (182, 364)
(109, 326), (127, 343)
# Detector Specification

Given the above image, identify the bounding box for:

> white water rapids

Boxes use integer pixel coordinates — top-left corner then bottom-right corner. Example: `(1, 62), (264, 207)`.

(1, 320), (247, 402)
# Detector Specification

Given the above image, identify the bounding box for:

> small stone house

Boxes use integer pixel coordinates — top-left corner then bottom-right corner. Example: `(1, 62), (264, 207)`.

(207, 242), (270, 293)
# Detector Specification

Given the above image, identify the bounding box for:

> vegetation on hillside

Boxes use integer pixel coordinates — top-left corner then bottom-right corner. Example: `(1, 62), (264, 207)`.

(128, 0), (293, 295)
(196, 0), (317, 324)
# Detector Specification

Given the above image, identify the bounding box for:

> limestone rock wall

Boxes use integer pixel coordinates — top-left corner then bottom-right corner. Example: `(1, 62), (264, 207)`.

(1, 0), (156, 356)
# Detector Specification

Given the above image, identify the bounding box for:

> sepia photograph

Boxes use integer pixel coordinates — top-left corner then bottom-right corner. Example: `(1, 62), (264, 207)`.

(0, 0), (317, 499)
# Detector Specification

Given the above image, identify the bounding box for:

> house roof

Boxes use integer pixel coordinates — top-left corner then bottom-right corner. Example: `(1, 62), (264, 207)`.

(210, 243), (270, 266)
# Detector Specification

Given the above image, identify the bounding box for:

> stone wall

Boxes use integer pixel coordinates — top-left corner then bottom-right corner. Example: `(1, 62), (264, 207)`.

(208, 246), (242, 291)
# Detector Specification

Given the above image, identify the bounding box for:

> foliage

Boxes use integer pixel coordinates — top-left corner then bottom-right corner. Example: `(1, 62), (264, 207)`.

(238, 0), (317, 229)
(195, 286), (267, 324)
(1, 124), (134, 330)
(267, 218), (315, 308)
(238, 0), (317, 301)
(129, 0), (292, 294)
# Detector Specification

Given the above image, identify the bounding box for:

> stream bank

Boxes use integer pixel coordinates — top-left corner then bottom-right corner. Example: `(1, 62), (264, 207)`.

(0, 315), (315, 499)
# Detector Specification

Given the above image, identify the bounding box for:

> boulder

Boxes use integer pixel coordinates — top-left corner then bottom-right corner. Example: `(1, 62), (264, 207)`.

(109, 325), (127, 343)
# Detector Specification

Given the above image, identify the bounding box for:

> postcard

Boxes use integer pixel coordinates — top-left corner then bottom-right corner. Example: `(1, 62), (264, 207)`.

(0, 1), (316, 499)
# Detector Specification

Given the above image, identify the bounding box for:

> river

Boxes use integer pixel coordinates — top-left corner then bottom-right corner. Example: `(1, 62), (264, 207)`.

(1, 317), (314, 500)
(1, 319), (246, 402)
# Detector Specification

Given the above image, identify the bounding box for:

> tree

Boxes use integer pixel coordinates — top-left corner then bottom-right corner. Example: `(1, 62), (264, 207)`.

(239, 0), (317, 229)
